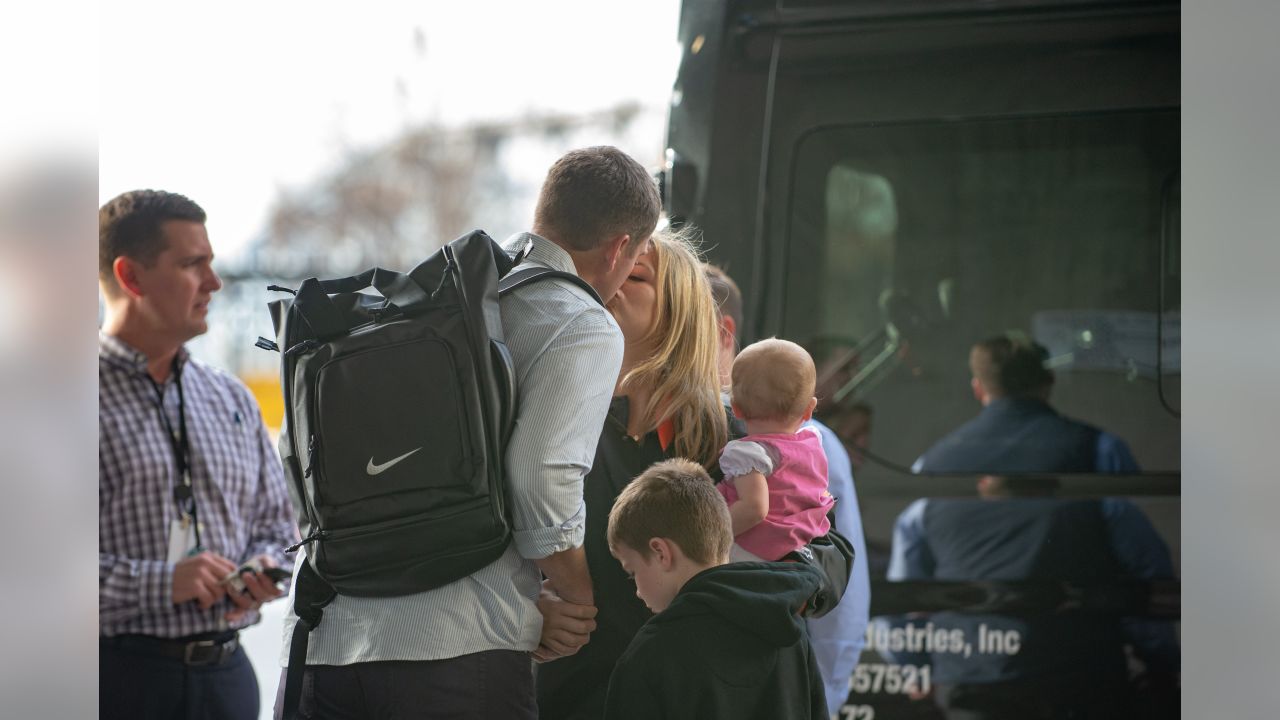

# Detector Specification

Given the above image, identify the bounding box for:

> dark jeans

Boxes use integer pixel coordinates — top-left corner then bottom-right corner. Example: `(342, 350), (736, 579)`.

(275, 650), (537, 720)
(100, 640), (259, 720)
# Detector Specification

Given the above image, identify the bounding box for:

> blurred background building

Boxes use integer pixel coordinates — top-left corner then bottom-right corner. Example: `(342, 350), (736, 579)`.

(100, 0), (681, 434)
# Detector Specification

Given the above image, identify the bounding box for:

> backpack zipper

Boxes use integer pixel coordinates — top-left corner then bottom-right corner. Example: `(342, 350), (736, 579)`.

(285, 528), (328, 554)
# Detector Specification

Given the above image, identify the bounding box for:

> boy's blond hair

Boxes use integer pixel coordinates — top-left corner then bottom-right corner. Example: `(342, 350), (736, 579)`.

(730, 338), (817, 422)
(607, 459), (732, 565)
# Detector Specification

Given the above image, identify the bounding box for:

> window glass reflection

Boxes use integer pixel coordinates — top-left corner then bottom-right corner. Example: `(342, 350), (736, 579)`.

(788, 111), (1180, 473)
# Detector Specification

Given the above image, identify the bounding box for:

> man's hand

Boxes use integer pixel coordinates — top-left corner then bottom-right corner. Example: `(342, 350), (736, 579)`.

(533, 580), (597, 663)
(172, 551), (236, 609)
(224, 555), (287, 622)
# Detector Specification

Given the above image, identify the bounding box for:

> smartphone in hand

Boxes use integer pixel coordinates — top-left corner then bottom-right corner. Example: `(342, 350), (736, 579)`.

(221, 559), (292, 593)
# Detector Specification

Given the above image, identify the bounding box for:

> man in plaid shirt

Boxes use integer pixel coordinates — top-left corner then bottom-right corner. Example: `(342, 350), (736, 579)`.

(99, 190), (297, 719)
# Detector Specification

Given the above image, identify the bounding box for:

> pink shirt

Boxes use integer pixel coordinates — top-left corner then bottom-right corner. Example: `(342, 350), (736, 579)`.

(717, 426), (834, 561)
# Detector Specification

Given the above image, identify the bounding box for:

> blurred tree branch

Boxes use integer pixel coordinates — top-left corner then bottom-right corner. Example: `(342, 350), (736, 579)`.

(251, 103), (644, 278)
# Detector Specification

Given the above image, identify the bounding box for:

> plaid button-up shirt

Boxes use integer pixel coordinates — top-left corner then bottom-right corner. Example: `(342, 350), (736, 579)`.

(99, 332), (297, 638)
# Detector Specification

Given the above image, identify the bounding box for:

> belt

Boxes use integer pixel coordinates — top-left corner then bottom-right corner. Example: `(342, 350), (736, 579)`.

(102, 632), (240, 667)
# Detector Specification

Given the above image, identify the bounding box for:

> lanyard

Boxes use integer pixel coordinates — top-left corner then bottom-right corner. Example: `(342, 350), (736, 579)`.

(148, 355), (202, 550)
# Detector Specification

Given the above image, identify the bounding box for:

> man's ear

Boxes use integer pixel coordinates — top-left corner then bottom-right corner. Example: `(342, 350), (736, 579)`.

(603, 233), (631, 273)
(801, 396), (818, 422)
(971, 377), (984, 403)
(730, 402), (746, 421)
(648, 537), (677, 570)
(113, 256), (144, 299)
(718, 315), (736, 349)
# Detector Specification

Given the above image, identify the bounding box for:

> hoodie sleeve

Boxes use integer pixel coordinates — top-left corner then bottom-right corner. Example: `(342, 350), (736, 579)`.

(604, 649), (665, 720)
(809, 640), (831, 720)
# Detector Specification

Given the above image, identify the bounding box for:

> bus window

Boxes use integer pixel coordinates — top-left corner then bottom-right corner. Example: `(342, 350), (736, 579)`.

(823, 166), (897, 344)
(785, 111), (1180, 474)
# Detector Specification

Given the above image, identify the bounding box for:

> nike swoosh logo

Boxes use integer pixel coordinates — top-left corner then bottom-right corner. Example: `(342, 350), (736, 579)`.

(366, 447), (423, 476)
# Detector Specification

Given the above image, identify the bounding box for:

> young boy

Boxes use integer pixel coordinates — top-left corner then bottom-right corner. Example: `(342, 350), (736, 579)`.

(603, 459), (829, 720)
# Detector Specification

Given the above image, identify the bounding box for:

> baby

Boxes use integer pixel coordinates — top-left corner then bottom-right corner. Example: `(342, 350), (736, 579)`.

(718, 338), (834, 562)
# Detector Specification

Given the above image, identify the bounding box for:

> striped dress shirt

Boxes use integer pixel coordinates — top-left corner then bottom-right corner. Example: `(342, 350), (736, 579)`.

(99, 332), (296, 638)
(281, 232), (624, 665)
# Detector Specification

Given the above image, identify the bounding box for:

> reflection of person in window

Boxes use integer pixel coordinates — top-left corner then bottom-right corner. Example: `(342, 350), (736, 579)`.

(882, 476), (1179, 719)
(912, 334), (1139, 474)
(825, 402), (872, 470)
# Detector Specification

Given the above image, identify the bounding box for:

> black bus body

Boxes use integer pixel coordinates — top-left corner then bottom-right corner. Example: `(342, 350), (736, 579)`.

(664, 1), (1179, 716)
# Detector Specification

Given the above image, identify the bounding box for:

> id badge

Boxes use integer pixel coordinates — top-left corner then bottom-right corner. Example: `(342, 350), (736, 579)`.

(166, 516), (200, 564)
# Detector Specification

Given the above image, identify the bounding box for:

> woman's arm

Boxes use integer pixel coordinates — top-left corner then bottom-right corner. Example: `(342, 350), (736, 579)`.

(727, 471), (770, 536)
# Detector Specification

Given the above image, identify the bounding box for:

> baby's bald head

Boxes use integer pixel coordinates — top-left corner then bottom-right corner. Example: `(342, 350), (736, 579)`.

(730, 338), (817, 422)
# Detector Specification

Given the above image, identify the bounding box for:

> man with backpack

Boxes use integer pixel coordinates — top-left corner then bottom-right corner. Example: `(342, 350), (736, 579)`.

(277, 146), (662, 719)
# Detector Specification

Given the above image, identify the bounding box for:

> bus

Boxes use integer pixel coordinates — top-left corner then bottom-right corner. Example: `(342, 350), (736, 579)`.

(663, 0), (1179, 716)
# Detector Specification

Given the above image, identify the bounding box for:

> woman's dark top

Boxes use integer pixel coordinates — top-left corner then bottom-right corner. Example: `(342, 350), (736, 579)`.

(536, 396), (729, 720)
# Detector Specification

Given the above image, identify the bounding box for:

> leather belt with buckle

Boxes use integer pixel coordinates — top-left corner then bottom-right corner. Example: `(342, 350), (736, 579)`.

(102, 632), (240, 667)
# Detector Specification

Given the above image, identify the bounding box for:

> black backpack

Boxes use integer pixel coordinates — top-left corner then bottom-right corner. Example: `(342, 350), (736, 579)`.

(263, 229), (600, 719)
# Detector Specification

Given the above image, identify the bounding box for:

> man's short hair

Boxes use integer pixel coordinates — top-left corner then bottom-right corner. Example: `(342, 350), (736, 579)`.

(702, 263), (742, 339)
(533, 146), (661, 253)
(731, 338), (817, 422)
(99, 190), (206, 290)
(970, 334), (1054, 397)
(608, 458), (732, 565)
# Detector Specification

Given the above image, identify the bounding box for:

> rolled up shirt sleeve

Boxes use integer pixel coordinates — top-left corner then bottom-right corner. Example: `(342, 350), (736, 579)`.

(505, 308), (623, 559)
(513, 500), (588, 559)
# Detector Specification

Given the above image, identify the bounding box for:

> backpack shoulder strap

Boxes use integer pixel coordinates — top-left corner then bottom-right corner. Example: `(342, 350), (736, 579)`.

(498, 266), (604, 307)
(280, 563), (337, 720)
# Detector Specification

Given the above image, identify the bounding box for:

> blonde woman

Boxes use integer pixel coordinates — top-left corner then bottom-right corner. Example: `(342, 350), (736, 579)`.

(536, 227), (729, 720)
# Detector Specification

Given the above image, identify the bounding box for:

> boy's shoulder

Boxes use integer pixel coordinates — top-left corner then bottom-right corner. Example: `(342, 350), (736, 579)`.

(620, 611), (698, 662)
(616, 602), (729, 679)
(631, 562), (824, 650)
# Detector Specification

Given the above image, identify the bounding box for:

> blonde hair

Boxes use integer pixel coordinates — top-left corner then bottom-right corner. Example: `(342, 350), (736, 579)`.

(618, 226), (728, 467)
(731, 338), (817, 422)
(608, 458), (732, 564)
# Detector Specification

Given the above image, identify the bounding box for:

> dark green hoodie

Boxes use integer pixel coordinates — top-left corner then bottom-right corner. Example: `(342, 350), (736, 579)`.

(603, 561), (828, 720)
